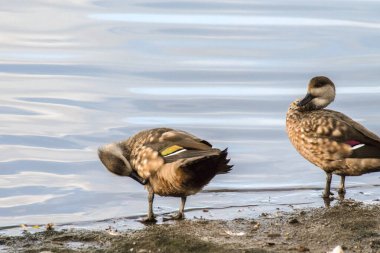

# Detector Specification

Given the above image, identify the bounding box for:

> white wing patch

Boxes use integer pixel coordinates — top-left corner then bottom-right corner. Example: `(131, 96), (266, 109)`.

(352, 144), (365, 150)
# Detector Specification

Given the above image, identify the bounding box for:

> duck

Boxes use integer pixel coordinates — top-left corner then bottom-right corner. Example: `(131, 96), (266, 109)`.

(98, 128), (232, 221)
(286, 76), (380, 198)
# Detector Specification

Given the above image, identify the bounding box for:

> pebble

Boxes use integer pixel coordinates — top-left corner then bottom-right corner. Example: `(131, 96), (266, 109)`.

(289, 218), (299, 224)
(297, 245), (310, 252)
(267, 233), (281, 238)
(328, 245), (344, 253)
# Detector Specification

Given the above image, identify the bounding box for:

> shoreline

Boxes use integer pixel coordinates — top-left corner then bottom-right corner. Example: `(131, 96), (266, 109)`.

(1, 200), (379, 252)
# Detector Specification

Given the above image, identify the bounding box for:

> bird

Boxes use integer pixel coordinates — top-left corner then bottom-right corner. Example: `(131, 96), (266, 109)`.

(286, 76), (380, 198)
(98, 128), (232, 222)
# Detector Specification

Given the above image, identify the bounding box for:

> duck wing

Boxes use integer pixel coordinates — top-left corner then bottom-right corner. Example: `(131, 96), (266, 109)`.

(158, 129), (212, 149)
(162, 148), (220, 163)
(318, 110), (380, 159)
(130, 129), (216, 178)
(144, 129), (213, 156)
(329, 110), (380, 144)
(146, 129), (231, 170)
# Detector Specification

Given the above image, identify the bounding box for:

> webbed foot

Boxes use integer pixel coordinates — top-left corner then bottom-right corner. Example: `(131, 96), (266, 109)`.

(337, 188), (346, 195)
(163, 213), (184, 221)
(338, 190), (346, 201)
(140, 215), (157, 224)
(322, 191), (334, 199)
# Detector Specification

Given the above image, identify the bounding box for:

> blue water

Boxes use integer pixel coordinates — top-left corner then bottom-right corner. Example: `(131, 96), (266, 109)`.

(0, 0), (380, 231)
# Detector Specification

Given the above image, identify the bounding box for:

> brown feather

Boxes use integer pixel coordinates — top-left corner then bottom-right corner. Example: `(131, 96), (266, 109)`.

(326, 109), (380, 147)
(99, 128), (232, 197)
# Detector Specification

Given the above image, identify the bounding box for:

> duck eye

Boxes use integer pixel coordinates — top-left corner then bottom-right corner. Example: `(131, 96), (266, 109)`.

(314, 82), (327, 88)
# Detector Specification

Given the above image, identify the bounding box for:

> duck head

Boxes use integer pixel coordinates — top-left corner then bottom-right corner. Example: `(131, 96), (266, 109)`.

(298, 76), (336, 110)
(98, 143), (148, 185)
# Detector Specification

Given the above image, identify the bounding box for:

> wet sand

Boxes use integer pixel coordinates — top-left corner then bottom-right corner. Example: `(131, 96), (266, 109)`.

(1, 200), (379, 253)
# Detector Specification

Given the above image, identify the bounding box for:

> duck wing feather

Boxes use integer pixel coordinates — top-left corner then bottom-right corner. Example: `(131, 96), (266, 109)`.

(131, 129), (216, 177)
(144, 129), (213, 154)
(328, 110), (380, 145)
(315, 110), (380, 159)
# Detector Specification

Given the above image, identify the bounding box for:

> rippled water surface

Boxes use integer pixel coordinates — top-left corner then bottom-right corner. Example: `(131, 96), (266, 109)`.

(1, 0), (380, 231)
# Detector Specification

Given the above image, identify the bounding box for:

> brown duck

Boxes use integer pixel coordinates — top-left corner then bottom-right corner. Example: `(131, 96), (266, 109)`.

(98, 128), (232, 221)
(286, 76), (380, 198)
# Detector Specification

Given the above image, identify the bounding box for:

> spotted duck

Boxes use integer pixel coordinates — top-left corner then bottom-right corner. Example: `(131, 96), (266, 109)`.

(286, 76), (380, 198)
(98, 128), (232, 221)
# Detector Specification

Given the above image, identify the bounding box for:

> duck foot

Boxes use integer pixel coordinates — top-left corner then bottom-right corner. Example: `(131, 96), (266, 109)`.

(322, 191), (334, 199)
(163, 213), (184, 221)
(140, 216), (157, 224)
(323, 196), (334, 207)
(337, 188), (346, 195)
(338, 191), (346, 201)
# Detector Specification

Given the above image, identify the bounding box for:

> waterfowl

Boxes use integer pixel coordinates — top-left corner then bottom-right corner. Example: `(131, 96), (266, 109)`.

(98, 128), (232, 221)
(286, 76), (380, 198)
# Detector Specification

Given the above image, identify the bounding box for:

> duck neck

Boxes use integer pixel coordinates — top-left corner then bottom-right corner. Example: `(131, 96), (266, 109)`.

(118, 140), (132, 161)
(300, 103), (323, 112)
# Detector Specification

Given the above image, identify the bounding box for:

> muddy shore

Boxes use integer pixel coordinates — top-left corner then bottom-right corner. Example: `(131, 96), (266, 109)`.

(1, 200), (379, 253)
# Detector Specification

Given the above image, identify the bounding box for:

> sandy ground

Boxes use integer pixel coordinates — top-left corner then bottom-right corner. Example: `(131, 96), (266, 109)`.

(1, 200), (379, 253)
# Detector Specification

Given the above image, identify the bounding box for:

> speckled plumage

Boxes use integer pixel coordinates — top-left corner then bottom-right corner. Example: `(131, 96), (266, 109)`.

(286, 76), (380, 197)
(98, 128), (232, 221)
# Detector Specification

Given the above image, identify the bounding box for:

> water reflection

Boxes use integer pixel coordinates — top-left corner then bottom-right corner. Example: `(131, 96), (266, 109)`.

(90, 13), (380, 28)
(0, 194), (68, 208)
(0, 64), (109, 76)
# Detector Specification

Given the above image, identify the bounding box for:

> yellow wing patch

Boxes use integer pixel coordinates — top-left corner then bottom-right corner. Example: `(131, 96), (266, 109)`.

(160, 145), (183, 156)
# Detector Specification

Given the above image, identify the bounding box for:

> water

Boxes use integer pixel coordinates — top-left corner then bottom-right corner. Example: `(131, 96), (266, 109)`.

(1, 0), (380, 232)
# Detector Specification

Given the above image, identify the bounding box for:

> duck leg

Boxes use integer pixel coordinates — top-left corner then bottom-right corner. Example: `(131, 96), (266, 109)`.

(176, 196), (187, 219)
(338, 175), (346, 194)
(322, 173), (333, 198)
(143, 186), (157, 222)
(163, 196), (187, 221)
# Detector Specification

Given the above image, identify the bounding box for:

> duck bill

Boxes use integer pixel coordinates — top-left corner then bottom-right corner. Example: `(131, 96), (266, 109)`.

(297, 93), (314, 106)
(130, 171), (148, 185)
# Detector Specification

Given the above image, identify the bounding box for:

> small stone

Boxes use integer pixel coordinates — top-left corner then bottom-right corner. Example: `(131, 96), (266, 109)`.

(329, 245), (344, 253)
(252, 223), (261, 230)
(297, 245), (310, 252)
(200, 236), (209, 242)
(289, 218), (299, 224)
